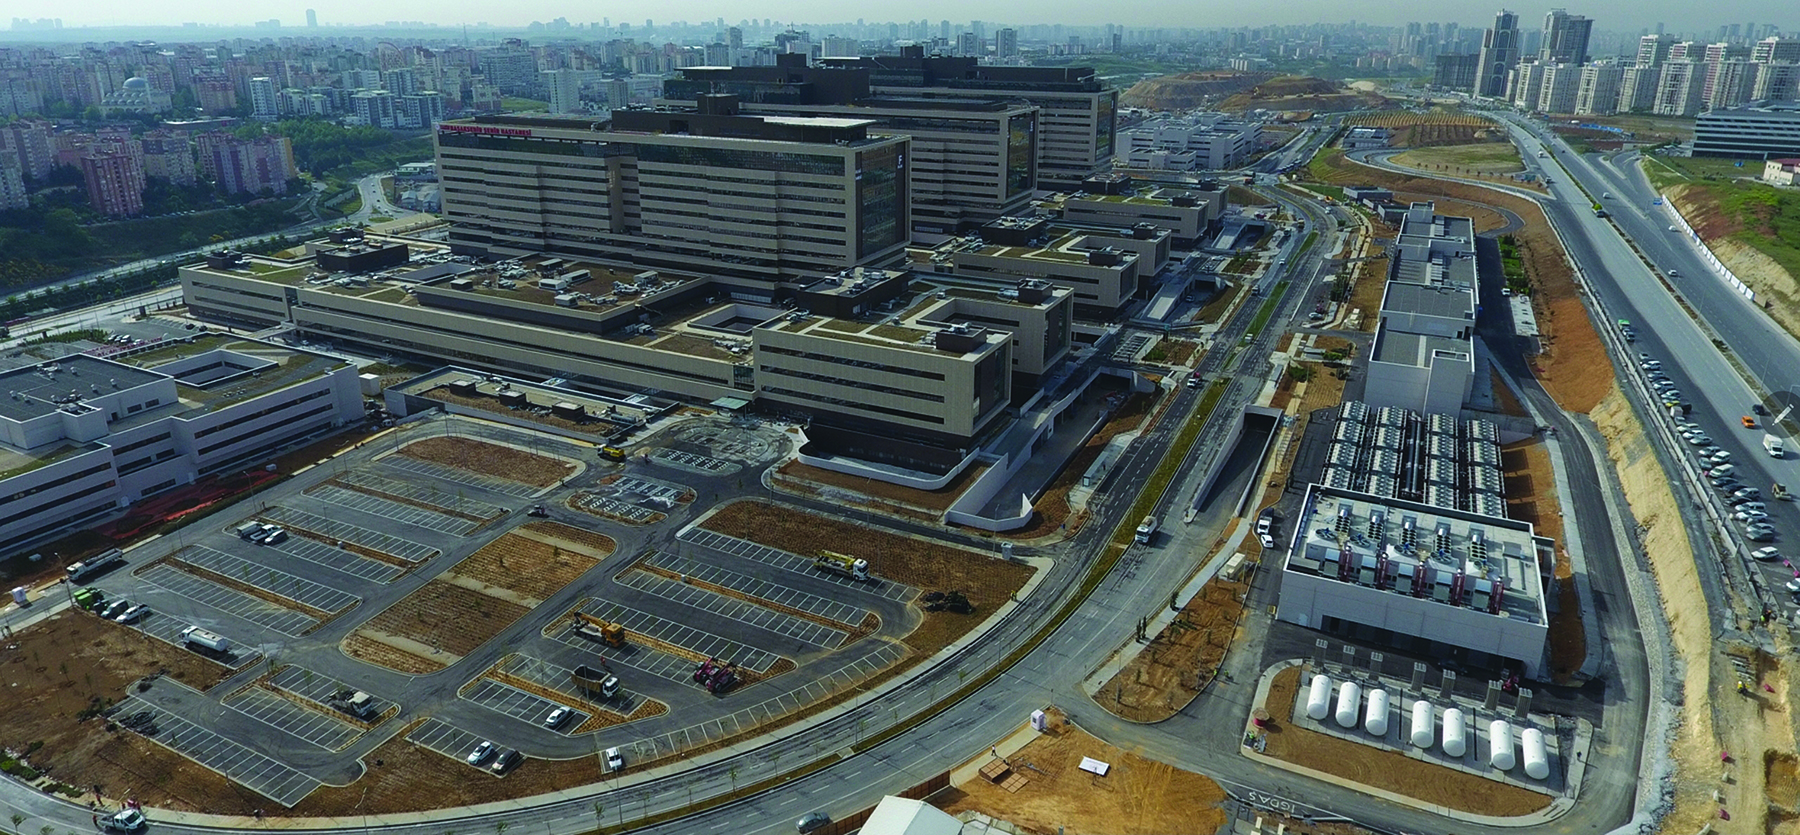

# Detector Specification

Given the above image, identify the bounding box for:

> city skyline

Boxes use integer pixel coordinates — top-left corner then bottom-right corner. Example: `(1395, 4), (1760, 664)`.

(6, 2), (1797, 33)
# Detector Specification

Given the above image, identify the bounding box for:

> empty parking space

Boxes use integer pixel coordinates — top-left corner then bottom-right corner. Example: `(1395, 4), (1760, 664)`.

(462, 679), (589, 733)
(650, 448), (737, 474)
(176, 546), (361, 614)
(261, 507), (438, 563)
(615, 570), (847, 649)
(310, 485), (480, 535)
(379, 455), (544, 498)
(678, 529), (918, 602)
(407, 718), (495, 771)
(139, 563), (318, 636)
(337, 470), (507, 518)
(226, 688), (363, 751)
(268, 537), (404, 583)
(643, 551), (869, 627)
(570, 492), (658, 523)
(267, 666), (396, 717)
(127, 612), (262, 669)
(112, 696), (320, 807)
(573, 599), (780, 673)
(613, 476), (684, 503)
(545, 623), (696, 684)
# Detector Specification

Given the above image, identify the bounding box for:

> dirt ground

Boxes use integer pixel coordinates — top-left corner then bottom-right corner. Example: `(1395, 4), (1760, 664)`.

(517, 520), (616, 558)
(0, 610), (236, 811)
(1591, 389), (1800, 834)
(1393, 191), (1511, 234)
(1098, 579), (1249, 722)
(1501, 439), (1584, 680)
(774, 459), (987, 513)
(700, 501), (1033, 654)
(347, 580), (531, 670)
(1491, 370), (1528, 417)
(1004, 387), (1159, 541)
(934, 712), (1228, 835)
(1257, 667), (1552, 816)
(448, 531), (601, 605)
(1311, 150), (1610, 412)
(398, 436), (575, 487)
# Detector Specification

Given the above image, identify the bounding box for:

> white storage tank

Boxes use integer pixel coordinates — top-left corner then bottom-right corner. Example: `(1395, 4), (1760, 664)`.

(1489, 720), (1516, 771)
(1410, 700), (1434, 748)
(1442, 708), (1467, 757)
(1521, 728), (1550, 779)
(1306, 674), (1333, 721)
(1335, 681), (1361, 729)
(1364, 688), (1390, 736)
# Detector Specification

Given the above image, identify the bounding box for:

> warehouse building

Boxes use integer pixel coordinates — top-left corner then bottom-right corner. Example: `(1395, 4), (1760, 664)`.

(1364, 203), (1478, 415)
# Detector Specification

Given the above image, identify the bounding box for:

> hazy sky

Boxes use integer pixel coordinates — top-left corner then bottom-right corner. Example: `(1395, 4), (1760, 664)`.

(20, 1), (1798, 31)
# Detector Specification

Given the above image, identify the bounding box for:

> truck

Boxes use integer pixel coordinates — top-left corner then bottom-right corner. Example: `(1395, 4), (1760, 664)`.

(1775, 482), (1792, 501)
(1766, 434), (1786, 458)
(693, 658), (737, 694)
(1135, 515), (1158, 544)
(574, 613), (626, 647)
(236, 521), (268, 540)
(599, 446), (627, 462)
(328, 689), (379, 719)
(65, 549), (125, 583)
(180, 626), (231, 653)
(572, 664), (622, 699)
(814, 551), (870, 581)
(73, 587), (105, 611)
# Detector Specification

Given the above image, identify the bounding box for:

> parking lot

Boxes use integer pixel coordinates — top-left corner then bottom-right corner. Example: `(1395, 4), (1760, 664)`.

(678, 529), (919, 602)
(649, 448), (739, 475)
(226, 687), (364, 751)
(337, 469), (508, 519)
(267, 665), (396, 719)
(611, 475), (687, 505)
(266, 536), (405, 583)
(138, 563), (319, 636)
(261, 506), (439, 562)
(642, 550), (870, 627)
(379, 454), (545, 498)
(570, 492), (659, 523)
(176, 546), (361, 614)
(112, 696), (322, 806)
(546, 622), (699, 684)
(308, 484), (481, 535)
(462, 679), (589, 733)
(127, 610), (263, 668)
(614, 570), (848, 649)
(407, 718), (501, 773)
(572, 599), (782, 673)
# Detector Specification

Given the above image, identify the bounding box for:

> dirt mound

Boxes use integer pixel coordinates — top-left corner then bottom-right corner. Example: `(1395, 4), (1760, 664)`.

(1120, 71), (1274, 110)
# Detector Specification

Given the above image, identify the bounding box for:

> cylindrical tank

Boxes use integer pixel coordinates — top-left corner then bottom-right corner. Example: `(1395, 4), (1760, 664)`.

(1522, 728), (1550, 779)
(1364, 688), (1390, 736)
(1442, 708), (1467, 757)
(1335, 681), (1361, 729)
(1410, 700), (1434, 748)
(1306, 673), (1333, 720)
(1489, 720), (1516, 771)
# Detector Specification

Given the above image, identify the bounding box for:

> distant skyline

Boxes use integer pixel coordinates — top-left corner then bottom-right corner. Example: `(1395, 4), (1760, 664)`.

(9, 1), (1798, 33)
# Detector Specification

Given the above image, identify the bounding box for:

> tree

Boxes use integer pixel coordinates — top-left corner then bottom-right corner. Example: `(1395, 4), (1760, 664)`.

(1288, 364), (1314, 383)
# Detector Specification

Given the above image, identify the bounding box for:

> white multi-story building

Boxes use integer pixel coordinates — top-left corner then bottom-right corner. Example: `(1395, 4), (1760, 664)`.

(1654, 60), (1706, 116)
(543, 69), (581, 114)
(1121, 113), (1261, 171)
(351, 90), (397, 128)
(248, 76), (279, 121)
(1573, 63), (1623, 115)
(0, 336), (362, 551)
(1365, 203), (1476, 416)
(1536, 62), (1580, 114)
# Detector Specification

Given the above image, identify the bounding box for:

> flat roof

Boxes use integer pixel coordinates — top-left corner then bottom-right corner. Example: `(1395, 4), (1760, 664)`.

(760, 115), (878, 129)
(1285, 484), (1548, 625)
(1382, 282), (1475, 319)
(122, 335), (348, 416)
(1372, 329), (1472, 367)
(0, 355), (167, 422)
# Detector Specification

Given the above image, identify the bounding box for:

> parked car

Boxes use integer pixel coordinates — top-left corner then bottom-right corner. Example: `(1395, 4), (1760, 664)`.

(1734, 488), (1762, 501)
(101, 599), (131, 620)
(543, 707), (571, 729)
(467, 741), (495, 765)
(489, 749), (522, 774)
(115, 604), (149, 624)
(1746, 525), (1777, 542)
(796, 812), (833, 834)
(1753, 547), (1782, 562)
(603, 747), (625, 773)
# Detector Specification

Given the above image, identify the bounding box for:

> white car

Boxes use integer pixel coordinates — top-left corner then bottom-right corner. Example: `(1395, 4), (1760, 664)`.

(467, 741), (495, 765)
(115, 604), (149, 624)
(603, 747), (625, 773)
(1753, 547), (1782, 562)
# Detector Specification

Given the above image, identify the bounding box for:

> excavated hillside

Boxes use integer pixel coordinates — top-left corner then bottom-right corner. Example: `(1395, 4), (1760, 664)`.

(1120, 71), (1276, 110)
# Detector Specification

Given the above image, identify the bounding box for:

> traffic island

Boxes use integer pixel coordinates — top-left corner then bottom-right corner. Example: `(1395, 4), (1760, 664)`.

(1242, 661), (1591, 823)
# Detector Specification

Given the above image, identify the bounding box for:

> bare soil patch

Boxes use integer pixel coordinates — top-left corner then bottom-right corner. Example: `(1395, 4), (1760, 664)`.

(1501, 439), (1583, 680)
(340, 633), (445, 674)
(0, 611), (236, 812)
(1099, 579), (1249, 722)
(934, 710), (1228, 834)
(774, 459), (987, 513)
(518, 520), (617, 557)
(1490, 370), (1528, 417)
(348, 581), (531, 671)
(1393, 191), (1510, 233)
(1258, 666), (1552, 816)
(450, 531), (601, 604)
(398, 436), (575, 487)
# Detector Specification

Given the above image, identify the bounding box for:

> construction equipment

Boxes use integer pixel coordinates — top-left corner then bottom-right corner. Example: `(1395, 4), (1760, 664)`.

(693, 658), (737, 694)
(574, 613), (626, 647)
(599, 446), (627, 462)
(814, 550), (870, 581)
(572, 664), (622, 699)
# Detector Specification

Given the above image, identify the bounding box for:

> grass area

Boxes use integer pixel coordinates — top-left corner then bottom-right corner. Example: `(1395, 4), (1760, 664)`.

(1498, 235), (1529, 294)
(1307, 184), (1345, 201)
(502, 97), (549, 111)
(1245, 282), (1289, 338)
(1646, 155), (1800, 315)
(1640, 155), (1760, 190)
(1390, 141), (1523, 175)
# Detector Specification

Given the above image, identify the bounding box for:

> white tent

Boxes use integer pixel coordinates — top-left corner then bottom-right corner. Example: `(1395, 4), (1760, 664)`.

(860, 796), (963, 835)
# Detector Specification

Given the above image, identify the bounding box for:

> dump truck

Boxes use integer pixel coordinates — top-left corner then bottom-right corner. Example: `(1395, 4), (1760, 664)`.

(572, 664), (622, 699)
(1765, 434), (1785, 458)
(1135, 515), (1158, 544)
(814, 551), (870, 581)
(693, 658), (737, 694)
(574, 613), (626, 647)
(65, 549), (125, 582)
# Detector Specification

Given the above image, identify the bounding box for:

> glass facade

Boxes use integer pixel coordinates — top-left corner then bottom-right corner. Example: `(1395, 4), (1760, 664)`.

(856, 144), (906, 258)
(1095, 92), (1117, 158)
(1005, 113), (1036, 198)
(634, 144), (847, 176)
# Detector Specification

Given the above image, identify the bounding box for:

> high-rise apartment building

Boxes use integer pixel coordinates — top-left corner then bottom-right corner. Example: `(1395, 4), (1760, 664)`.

(1474, 10), (1522, 98)
(1637, 34), (1677, 67)
(436, 98), (911, 284)
(1509, 61), (1547, 110)
(1654, 60), (1706, 116)
(382, 68), (419, 97)
(1619, 65), (1660, 111)
(140, 131), (196, 186)
(996, 29), (1018, 60)
(1540, 10), (1593, 65)
(352, 90), (397, 128)
(398, 93), (446, 129)
(1707, 59), (1758, 110)
(662, 59), (1036, 240)
(1752, 62), (1800, 102)
(0, 120), (55, 181)
(1537, 63), (1581, 114)
(0, 159), (27, 211)
(203, 135), (295, 196)
(1433, 54), (1480, 91)
(80, 143), (145, 218)
(249, 76), (279, 121)
(1574, 63), (1623, 115)
(543, 69), (581, 114)
(823, 48), (1116, 191)
(1751, 37), (1800, 64)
